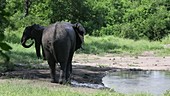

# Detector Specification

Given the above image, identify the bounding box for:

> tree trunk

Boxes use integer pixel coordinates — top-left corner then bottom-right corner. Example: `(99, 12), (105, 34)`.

(25, 0), (30, 17)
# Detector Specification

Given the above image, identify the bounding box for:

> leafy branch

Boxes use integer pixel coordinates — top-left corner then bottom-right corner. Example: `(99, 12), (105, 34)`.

(0, 34), (12, 62)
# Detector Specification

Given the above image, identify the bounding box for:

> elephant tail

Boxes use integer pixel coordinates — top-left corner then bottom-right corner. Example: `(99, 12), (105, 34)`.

(51, 45), (59, 65)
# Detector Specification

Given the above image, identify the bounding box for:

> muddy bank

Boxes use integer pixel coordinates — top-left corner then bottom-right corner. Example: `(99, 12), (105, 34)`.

(0, 53), (170, 86)
(0, 64), (112, 85)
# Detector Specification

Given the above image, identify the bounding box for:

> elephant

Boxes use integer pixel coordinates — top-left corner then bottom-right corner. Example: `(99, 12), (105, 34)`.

(42, 22), (85, 84)
(21, 24), (46, 59)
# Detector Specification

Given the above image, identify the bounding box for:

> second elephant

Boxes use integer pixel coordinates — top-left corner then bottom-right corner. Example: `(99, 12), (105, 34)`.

(42, 22), (85, 84)
(21, 24), (46, 59)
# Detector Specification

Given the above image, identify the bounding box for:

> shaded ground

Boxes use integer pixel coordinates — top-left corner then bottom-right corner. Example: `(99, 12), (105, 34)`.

(0, 64), (112, 85)
(0, 52), (170, 86)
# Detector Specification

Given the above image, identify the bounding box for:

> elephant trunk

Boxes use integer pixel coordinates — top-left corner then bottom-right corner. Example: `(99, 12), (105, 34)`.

(21, 37), (34, 48)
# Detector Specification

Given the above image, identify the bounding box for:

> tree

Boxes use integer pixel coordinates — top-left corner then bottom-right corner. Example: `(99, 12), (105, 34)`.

(24, 0), (31, 17)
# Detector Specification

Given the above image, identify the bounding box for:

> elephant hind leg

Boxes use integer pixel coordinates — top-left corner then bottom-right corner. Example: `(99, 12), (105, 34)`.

(53, 41), (71, 84)
(49, 61), (57, 83)
(66, 51), (74, 83)
(44, 50), (57, 83)
(58, 54), (72, 84)
(59, 62), (68, 84)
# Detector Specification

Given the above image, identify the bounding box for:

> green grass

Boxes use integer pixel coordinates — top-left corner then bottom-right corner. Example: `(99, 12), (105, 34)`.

(0, 80), (123, 96)
(0, 79), (170, 96)
(7, 43), (43, 64)
(79, 35), (169, 55)
(1, 79), (169, 96)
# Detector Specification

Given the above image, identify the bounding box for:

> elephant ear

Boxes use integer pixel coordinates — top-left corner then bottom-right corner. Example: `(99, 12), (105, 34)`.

(73, 23), (86, 50)
(73, 23), (86, 42)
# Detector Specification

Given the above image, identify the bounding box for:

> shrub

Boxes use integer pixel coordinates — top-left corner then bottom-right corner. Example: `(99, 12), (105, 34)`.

(0, 0), (12, 62)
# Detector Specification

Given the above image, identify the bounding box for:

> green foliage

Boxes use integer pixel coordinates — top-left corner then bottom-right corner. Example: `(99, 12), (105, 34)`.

(0, 0), (12, 63)
(0, 0), (9, 32)
(0, 34), (13, 69)
(91, 0), (170, 40)
(4, 27), (23, 44)
(164, 90), (170, 96)
(5, 0), (50, 30)
(50, 0), (94, 32)
(4, 0), (170, 40)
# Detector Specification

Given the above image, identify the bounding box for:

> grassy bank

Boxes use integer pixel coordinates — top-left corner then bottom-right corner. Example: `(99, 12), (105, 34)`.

(0, 79), (122, 96)
(80, 35), (168, 55)
(0, 79), (169, 96)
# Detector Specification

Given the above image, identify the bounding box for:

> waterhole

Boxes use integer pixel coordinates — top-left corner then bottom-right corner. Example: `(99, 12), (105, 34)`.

(102, 70), (170, 95)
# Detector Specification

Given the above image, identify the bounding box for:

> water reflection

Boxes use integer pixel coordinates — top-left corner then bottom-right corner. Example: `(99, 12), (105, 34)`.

(102, 70), (170, 95)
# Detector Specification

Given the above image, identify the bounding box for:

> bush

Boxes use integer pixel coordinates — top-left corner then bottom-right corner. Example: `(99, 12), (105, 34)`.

(92, 0), (170, 41)
(141, 6), (170, 40)
(4, 0), (170, 41)
(0, 0), (12, 62)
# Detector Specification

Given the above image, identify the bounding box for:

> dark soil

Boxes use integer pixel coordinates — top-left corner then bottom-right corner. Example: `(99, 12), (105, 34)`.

(0, 63), (112, 85)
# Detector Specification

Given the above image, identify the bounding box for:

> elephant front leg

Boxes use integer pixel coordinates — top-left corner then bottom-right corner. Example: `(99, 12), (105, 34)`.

(41, 45), (46, 60)
(35, 42), (41, 59)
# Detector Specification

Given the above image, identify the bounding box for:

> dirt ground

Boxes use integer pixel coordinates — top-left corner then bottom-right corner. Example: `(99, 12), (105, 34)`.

(1, 52), (170, 86)
(73, 52), (170, 71)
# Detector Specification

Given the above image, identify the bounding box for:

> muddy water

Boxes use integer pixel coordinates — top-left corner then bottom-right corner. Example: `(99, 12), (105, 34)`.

(102, 70), (170, 95)
(71, 80), (105, 89)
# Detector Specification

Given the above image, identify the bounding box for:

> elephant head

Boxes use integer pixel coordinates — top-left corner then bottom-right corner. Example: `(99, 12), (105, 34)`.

(73, 23), (86, 50)
(21, 25), (34, 48)
(21, 24), (45, 58)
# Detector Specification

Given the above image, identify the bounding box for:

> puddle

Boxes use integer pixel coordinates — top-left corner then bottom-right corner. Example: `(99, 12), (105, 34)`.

(71, 80), (105, 89)
(102, 70), (170, 95)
